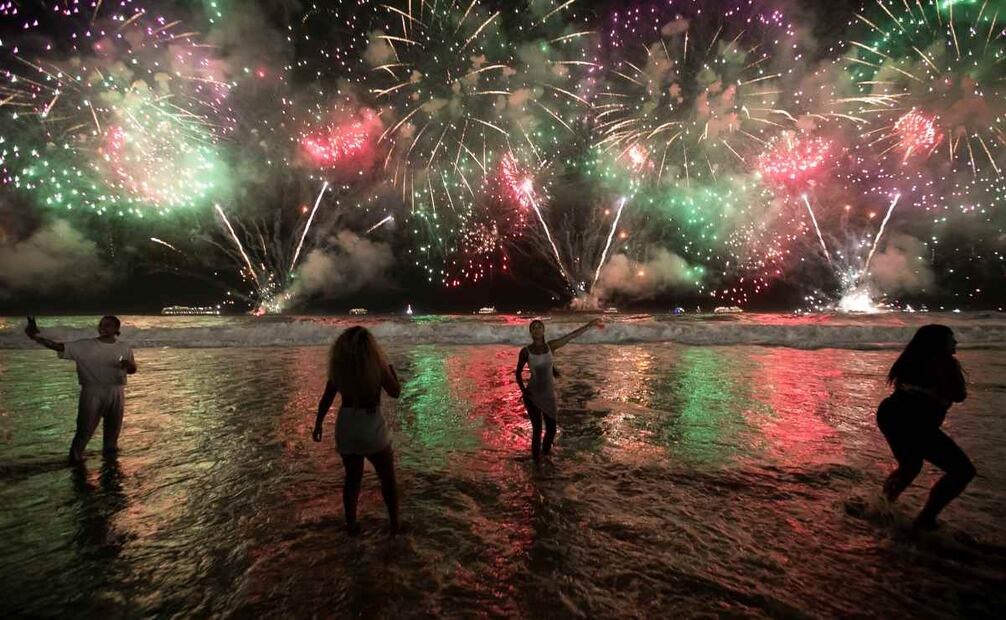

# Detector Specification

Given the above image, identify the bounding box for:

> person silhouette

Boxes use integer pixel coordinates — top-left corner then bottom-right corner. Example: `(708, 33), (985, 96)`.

(876, 324), (976, 530)
(25, 316), (137, 464)
(515, 318), (602, 462)
(312, 326), (402, 536)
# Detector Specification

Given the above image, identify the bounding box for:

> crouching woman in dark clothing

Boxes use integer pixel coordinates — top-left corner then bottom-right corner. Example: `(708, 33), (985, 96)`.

(877, 324), (976, 530)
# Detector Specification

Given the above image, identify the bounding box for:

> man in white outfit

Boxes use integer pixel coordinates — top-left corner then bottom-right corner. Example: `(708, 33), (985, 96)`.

(25, 315), (138, 464)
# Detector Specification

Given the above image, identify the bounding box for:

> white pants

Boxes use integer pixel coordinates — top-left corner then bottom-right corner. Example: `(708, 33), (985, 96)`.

(70, 386), (125, 462)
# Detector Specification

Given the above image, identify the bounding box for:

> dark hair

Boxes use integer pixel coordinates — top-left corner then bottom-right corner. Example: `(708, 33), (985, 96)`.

(887, 324), (955, 386)
(328, 326), (388, 409)
(100, 315), (121, 334)
(528, 319), (544, 331)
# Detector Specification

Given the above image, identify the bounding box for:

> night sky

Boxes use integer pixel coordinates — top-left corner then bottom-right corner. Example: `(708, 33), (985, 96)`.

(1, 0), (1003, 314)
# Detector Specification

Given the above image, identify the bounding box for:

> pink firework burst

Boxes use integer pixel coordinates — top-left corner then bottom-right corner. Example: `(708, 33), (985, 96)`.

(756, 134), (832, 187)
(497, 152), (537, 213)
(894, 109), (941, 160)
(302, 126), (368, 165)
(300, 109), (382, 170)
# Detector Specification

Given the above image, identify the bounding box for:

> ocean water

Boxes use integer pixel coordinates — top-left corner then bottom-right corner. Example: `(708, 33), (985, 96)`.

(0, 316), (1004, 617)
(2, 311), (1006, 349)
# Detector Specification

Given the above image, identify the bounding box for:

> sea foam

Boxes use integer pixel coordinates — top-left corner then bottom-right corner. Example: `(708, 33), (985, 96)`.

(2, 313), (1004, 350)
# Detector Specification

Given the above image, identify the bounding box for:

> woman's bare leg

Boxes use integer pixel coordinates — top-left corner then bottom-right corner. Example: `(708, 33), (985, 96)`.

(341, 454), (365, 534)
(366, 446), (399, 534)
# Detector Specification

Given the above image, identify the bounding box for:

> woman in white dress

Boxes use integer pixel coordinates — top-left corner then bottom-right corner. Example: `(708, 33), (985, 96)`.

(313, 326), (402, 536)
(515, 318), (602, 461)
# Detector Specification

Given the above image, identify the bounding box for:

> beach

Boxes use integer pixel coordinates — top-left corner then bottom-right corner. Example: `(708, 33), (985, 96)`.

(1, 315), (1004, 617)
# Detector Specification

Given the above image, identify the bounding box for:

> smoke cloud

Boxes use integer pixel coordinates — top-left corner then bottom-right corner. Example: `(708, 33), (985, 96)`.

(0, 220), (110, 296)
(289, 231), (394, 299)
(594, 249), (694, 300)
(869, 234), (935, 294)
(364, 30), (396, 66)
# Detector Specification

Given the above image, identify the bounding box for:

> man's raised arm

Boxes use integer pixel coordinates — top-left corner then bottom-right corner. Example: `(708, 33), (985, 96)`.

(25, 317), (64, 353)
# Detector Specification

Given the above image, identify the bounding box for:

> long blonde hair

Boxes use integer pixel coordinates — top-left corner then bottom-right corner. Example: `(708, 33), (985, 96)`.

(328, 326), (387, 408)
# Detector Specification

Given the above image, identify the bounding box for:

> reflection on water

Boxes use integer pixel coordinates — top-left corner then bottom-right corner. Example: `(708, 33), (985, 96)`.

(70, 460), (128, 559)
(1, 345), (1004, 617)
(750, 349), (849, 468)
(396, 346), (482, 466)
(664, 348), (758, 465)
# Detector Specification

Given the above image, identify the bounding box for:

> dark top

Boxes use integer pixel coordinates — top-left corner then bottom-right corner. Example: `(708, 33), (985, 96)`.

(895, 356), (966, 413)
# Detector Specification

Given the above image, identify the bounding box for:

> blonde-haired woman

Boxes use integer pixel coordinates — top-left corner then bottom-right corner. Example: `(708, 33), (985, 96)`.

(313, 326), (402, 536)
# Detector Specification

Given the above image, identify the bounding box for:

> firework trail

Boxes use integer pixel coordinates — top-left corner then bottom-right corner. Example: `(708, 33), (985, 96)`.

(593, 196), (628, 288)
(214, 203), (259, 287)
(365, 215), (394, 235)
(861, 192), (901, 277)
(801, 194), (833, 267)
(290, 181), (330, 274)
(150, 237), (183, 254)
(527, 189), (572, 289)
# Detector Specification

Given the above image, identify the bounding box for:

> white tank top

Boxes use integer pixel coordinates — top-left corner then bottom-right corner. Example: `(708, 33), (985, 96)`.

(526, 345), (558, 418)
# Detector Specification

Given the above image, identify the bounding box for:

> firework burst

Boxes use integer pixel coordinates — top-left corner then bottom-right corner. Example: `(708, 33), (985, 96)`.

(595, 0), (803, 186)
(442, 152), (546, 287)
(0, 1), (232, 215)
(756, 133), (833, 187)
(843, 0), (1006, 178)
(362, 0), (512, 210)
(360, 1), (600, 288)
(642, 175), (798, 305)
(893, 108), (942, 159)
(298, 106), (383, 173)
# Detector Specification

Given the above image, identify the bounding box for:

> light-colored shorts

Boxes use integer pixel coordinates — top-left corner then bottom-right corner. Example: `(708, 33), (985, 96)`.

(335, 406), (391, 455)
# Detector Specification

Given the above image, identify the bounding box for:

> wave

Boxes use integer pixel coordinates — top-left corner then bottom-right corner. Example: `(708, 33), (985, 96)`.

(3, 313), (1005, 350)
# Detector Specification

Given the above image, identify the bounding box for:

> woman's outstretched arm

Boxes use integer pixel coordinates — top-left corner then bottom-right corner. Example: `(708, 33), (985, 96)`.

(548, 319), (602, 351)
(383, 363), (402, 398)
(313, 380), (338, 441)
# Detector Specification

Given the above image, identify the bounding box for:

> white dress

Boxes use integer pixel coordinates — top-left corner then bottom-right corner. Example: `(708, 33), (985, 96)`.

(526, 346), (558, 420)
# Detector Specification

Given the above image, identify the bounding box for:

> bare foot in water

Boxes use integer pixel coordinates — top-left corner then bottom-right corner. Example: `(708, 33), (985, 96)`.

(389, 521), (409, 537)
(913, 515), (940, 532)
